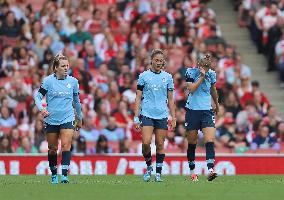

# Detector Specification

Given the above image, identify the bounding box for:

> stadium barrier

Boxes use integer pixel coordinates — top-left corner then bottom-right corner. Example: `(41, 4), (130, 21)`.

(0, 153), (283, 175)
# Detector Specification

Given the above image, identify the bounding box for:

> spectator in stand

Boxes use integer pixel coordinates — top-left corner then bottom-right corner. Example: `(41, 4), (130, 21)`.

(69, 18), (93, 45)
(79, 116), (100, 142)
(74, 135), (87, 154)
(218, 114), (236, 148)
(229, 127), (250, 153)
(0, 0), (282, 155)
(32, 119), (45, 151)
(122, 79), (137, 104)
(101, 116), (124, 142)
(274, 28), (284, 87)
(251, 125), (280, 152)
(240, 80), (270, 108)
(265, 106), (282, 132)
(39, 48), (53, 71)
(0, 45), (15, 77)
(224, 91), (242, 119)
(16, 136), (38, 153)
(9, 127), (20, 152)
(0, 106), (16, 127)
(112, 101), (133, 129)
(276, 121), (284, 142)
(0, 10), (23, 38)
(0, 135), (13, 153)
(226, 53), (251, 88)
(94, 134), (112, 154)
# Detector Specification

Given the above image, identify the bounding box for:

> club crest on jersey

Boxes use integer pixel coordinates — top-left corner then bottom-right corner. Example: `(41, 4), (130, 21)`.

(66, 83), (71, 88)
(162, 78), (166, 83)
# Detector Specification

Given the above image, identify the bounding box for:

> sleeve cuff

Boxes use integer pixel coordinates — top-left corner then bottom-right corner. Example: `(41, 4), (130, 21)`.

(137, 85), (144, 91)
(186, 77), (194, 83)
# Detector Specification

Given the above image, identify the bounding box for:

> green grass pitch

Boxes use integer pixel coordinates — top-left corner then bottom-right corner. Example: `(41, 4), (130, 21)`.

(0, 175), (284, 200)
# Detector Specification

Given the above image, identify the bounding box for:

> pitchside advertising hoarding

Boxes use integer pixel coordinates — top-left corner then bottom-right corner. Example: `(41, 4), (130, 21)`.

(0, 154), (284, 175)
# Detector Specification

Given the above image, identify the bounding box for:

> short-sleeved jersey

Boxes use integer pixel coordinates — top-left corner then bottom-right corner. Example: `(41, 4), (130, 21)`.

(39, 74), (80, 125)
(137, 69), (174, 119)
(185, 68), (216, 110)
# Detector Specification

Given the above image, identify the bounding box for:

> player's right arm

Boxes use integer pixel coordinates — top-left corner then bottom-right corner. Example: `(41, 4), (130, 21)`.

(34, 77), (49, 118)
(186, 68), (205, 93)
(133, 73), (144, 130)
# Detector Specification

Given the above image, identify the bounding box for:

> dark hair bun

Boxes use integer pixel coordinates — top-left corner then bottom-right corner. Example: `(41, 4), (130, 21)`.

(204, 54), (211, 59)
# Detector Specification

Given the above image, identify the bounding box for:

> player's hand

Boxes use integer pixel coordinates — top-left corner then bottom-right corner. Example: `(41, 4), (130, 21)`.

(170, 117), (177, 130)
(133, 116), (141, 132)
(75, 119), (82, 131)
(213, 104), (219, 115)
(40, 108), (49, 118)
(199, 67), (206, 78)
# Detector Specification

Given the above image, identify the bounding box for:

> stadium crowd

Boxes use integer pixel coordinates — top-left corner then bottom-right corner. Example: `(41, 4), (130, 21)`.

(237, 0), (284, 86)
(0, 0), (283, 155)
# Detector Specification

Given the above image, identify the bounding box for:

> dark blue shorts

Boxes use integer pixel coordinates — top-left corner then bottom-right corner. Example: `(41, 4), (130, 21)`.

(44, 121), (75, 134)
(140, 115), (168, 130)
(185, 109), (215, 131)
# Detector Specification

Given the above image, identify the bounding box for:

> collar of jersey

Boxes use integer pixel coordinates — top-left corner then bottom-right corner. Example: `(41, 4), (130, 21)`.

(150, 69), (162, 74)
(54, 73), (67, 80)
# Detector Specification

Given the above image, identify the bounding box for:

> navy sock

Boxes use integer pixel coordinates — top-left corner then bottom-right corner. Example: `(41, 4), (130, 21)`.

(143, 152), (152, 167)
(61, 151), (71, 176)
(187, 144), (196, 170)
(156, 154), (165, 174)
(48, 151), (57, 175)
(205, 142), (215, 170)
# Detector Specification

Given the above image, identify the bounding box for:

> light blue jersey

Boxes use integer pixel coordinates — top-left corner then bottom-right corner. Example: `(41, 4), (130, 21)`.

(34, 74), (82, 125)
(185, 68), (216, 110)
(137, 69), (174, 119)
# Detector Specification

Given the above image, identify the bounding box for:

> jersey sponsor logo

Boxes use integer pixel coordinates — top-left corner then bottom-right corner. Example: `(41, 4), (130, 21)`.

(51, 91), (72, 97)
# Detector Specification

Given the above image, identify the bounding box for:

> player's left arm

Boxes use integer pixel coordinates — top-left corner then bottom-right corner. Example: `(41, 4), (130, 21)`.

(167, 75), (176, 129)
(73, 79), (83, 130)
(210, 71), (219, 114)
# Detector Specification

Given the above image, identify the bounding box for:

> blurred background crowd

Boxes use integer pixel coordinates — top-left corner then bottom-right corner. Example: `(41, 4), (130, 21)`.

(0, 0), (284, 155)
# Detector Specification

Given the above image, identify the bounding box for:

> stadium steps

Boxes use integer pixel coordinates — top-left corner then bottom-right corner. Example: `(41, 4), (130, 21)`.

(208, 0), (284, 118)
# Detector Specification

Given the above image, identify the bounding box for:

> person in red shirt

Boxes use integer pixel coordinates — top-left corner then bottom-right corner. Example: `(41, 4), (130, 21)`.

(113, 101), (133, 129)
(240, 80), (270, 108)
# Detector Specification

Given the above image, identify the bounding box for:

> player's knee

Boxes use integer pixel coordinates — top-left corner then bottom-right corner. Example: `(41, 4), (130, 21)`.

(61, 143), (71, 151)
(187, 138), (198, 144)
(142, 141), (151, 147)
(48, 145), (58, 154)
(205, 138), (214, 143)
(156, 143), (164, 151)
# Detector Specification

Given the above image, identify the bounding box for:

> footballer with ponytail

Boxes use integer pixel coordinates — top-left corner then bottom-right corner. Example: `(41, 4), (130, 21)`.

(184, 53), (219, 182)
(34, 53), (82, 184)
(133, 49), (176, 182)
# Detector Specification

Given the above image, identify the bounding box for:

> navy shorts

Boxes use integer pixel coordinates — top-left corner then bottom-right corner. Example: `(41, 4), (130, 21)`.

(44, 121), (75, 134)
(140, 115), (168, 130)
(185, 109), (215, 131)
